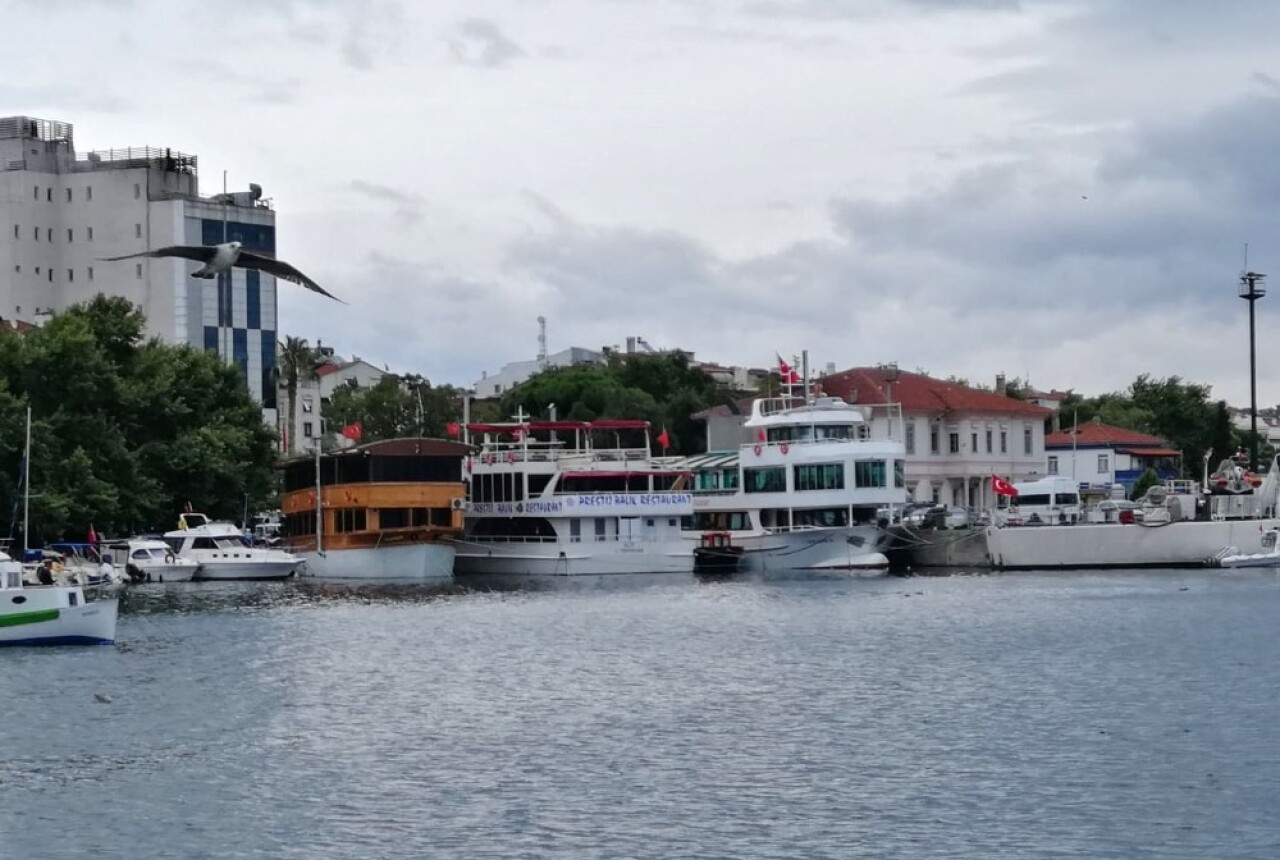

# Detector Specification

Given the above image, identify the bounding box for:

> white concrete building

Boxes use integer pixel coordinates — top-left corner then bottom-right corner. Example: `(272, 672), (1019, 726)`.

(286, 353), (389, 453)
(472, 346), (604, 397)
(0, 116), (281, 420)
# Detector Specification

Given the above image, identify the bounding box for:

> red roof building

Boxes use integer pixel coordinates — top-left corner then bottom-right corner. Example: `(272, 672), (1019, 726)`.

(1043, 419), (1181, 492)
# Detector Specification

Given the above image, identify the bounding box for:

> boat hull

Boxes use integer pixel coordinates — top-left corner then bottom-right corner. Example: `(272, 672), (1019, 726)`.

(985, 519), (1280, 569)
(193, 558), (301, 581)
(127, 561), (199, 583)
(455, 540), (693, 577)
(298, 542), (456, 582)
(732, 525), (891, 574)
(0, 595), (118, 646)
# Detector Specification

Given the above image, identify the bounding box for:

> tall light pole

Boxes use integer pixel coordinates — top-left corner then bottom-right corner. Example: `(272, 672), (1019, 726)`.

(1239, 269), (1266, 471)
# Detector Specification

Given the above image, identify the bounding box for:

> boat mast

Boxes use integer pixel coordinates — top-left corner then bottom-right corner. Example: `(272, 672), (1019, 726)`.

(22, 405), (30, 555)
(314, 435), (323, 555)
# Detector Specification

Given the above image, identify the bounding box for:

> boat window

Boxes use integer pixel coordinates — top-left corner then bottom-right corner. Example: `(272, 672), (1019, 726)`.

(11, 594), (26, 603)
(283, 511), (317, 538)
(470, 517), (557, 539)
(683, 511), (752, 531)
(791, 508), (849, 527)
(380, 508), (410, 529)
(743, 467), (785, 494)
(794, 463), (844, 491)
(335, 508), (367, 533)
(854, 460), (887, 488)
(527, 473), (553, 497)
(192, 537), (219, 550)
(894, 459), (905, 489)
(594, 518), (607, 540)
(132, 549), (149, 560)
(68, 592), (78, 606)
(569, 519), (581, 542)
(6, 571), (20, 588)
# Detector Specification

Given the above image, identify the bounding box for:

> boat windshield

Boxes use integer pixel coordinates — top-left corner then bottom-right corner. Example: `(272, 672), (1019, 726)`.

(214, 535), (252, 549)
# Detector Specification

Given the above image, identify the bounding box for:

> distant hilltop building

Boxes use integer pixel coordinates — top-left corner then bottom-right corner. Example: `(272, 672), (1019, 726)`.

(0, 116), (281, 420)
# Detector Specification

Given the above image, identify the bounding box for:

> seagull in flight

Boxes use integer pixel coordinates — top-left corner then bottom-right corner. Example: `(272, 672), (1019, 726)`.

(102, 241), (341, 302)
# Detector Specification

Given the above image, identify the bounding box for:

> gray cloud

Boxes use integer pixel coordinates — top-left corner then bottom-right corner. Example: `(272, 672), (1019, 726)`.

(349, 180), (425, 225)
(0, 82), (132, 114)
(448, 18), (525, 68)
(743, 0), (1020, 20)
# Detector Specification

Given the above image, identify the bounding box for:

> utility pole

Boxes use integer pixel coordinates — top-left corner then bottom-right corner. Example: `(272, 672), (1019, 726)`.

(1239, 269), (1266, 471)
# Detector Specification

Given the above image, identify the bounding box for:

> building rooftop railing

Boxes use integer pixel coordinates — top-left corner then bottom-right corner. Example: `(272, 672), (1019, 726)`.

(0, 116), (72, 142)
(73, 147), (197, 175)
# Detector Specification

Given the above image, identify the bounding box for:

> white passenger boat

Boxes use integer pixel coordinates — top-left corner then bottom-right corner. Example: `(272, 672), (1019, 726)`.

(679, 394), (907, 573)
(109, 538), (200, 583)
(280, 438), (469, 583)
(163, 513), (303, 580)
(456, 418), (694, 576)
(0, 550), (118, 646)
(985, 460), (1280, 569)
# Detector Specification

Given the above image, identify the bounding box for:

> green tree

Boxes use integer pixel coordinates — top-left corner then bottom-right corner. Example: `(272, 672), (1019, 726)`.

(323, 375), (463, 443)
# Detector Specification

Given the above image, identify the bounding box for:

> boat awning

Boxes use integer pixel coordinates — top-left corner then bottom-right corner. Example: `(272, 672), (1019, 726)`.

(560, 470), (691, 479)
(1119, 447), (1181, 457)
(681, 453), (739, 470)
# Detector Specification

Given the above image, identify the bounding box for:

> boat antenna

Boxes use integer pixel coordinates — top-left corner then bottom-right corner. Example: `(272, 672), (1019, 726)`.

(22, 405), (31, 554)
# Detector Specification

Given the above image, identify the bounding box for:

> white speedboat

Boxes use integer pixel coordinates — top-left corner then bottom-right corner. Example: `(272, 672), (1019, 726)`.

(678, 393), (907, 574)
(280, 438), (468, 583)
(163, 513), (302, 580)
(456, 418), (694, 576)
(110, 538), (200, 583)
(0, 550), (118, 646)
(1213, 528), (1280, 569)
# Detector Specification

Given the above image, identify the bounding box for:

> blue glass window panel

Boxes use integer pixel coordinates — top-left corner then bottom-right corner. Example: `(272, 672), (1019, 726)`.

(201, 219), (275, 253)
(246, 270), (261, 330)
(217, 272), (232, 327)
(203, 326), (218, 354)
(232, 328), (249, 384)
(260, 329), (277, 410)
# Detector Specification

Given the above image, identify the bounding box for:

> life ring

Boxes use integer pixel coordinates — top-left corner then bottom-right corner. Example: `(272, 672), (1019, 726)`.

(505, 451), (517, 464)
(753, 443), (763, 456)
(483, 452), (494, 465)
(780, 442), (790, 455)
(164, 552), (175, 564)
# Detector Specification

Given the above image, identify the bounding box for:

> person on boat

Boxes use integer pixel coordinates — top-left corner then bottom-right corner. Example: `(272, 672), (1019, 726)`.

(96, 554), (116, 584)
(36, 560), (54, 586)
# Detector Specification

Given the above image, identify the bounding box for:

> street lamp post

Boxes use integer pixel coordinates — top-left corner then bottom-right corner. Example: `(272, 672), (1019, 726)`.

(878, 362), (900, 439)
(1239, 270), (1266, 472)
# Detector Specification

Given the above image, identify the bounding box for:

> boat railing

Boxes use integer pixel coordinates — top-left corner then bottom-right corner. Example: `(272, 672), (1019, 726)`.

(473, 445), (652, 464)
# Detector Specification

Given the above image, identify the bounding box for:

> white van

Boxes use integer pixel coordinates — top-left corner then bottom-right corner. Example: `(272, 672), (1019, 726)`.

(997, 476), (1082, 525)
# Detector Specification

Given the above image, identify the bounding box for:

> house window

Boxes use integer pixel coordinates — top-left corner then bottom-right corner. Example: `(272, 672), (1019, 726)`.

(33, 185), (38, 200)
(905, 423), (915, 455)
(33, 226), (38, 242)
(67, 228), (73, 242)
(47, 269), (52, 282)
(1024, 426), (1033, 455)
(135, 223), (142, 238)
(930, 424), (940, 454)
(1048, 456), (1059, 475)
(986, 429), (993, 453)
(86, 186), (92, 201)
(302, 399), (314, 413)
(1098, 454), (1110, 473)
(949, 432), (960, 454)
(136, 263), (143, 278)
(11, 224), (16, 239)
(303, 422), (314, 438)
(971, 432), (978, 453)
(1000, 430), (1008, 454)
(66, 188), (72, 202)
(35, 266), (40, 275)
(894, 459), (905, 488)
(67, 269), (73, 282)
(45, 228), (51, 242)
(87, 226), (93, 241)
(46, 187), (51, 202)
(13, 265), (18, 273)
(134, 183), (141, 199)
(88, 267), (94, 281)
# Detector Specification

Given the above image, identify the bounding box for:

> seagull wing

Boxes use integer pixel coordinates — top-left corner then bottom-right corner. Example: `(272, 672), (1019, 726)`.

(236, 251), (343, 302)
(99, 245), (219, 263)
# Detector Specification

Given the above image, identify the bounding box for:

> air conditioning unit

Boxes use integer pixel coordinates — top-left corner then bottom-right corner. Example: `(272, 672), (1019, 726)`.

(450, 498), (465, 510)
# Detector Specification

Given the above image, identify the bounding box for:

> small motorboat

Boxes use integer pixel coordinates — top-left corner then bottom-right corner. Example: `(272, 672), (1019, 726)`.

(0, 550), (118, 646)
(694, 531), (744, 575)
(1212, 528), (1280, 569)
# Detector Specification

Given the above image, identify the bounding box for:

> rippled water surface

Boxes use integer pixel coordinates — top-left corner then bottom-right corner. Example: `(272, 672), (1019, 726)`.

(4, 570), (1280, 859)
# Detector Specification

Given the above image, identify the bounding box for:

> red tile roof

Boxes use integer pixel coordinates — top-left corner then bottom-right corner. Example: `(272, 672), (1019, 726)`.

(819, 368), (1052, 418)
(1044, 421), (1171, 448)
(314, 362), (342, 377)
(1118, 446), (1182, 458)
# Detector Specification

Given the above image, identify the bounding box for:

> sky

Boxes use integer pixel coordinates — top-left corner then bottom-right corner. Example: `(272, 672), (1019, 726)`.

(5, 0), (1280, 406)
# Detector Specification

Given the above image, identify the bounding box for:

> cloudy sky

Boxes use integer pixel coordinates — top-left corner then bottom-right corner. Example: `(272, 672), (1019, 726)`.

(7, 0), (1280, 405)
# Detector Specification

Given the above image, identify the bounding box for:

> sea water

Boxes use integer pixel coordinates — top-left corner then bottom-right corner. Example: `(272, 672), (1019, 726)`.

(2, 570), (1279, 859)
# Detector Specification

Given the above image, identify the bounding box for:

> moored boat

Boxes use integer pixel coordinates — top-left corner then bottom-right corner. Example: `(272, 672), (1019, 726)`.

(163, 513), (303, 580)
(109, 538), (200, 583)
(280, 438), (469, 582)
(0, 550), (118, 646)
(679, 392), (907, 574)
(456, 418), (694, 577)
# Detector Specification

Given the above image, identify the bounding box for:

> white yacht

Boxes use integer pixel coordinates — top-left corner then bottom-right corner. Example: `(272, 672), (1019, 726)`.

(0, 550), (118, 646)
(163, 513), (303, 580)
(678, 395), (907, 573)
(456, 419), (694, 576)
(109, 538), (200, 583)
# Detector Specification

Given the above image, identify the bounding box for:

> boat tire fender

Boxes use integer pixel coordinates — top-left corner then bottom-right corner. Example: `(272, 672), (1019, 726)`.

(753, 444), (763, 456)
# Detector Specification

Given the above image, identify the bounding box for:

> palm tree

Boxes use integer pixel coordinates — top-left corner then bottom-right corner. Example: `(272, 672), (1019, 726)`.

(277, 336), (320, 457)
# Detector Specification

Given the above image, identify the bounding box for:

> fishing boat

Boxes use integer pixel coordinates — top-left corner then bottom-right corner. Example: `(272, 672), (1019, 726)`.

(456, 418), (694, 576)
(163, 513), (303, 580)
(678, 393), (907, 573)
(0, 550), (118, 646)
(279, 438), (469, 582)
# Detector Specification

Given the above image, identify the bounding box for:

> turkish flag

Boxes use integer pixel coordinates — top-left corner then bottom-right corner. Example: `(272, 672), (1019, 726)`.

(341, 421), (363, 440)
(87, 523), (97, 545)
(445, 421), (460, 437)
(777, 354), (801, 384)
(657, 427), (671, 450)
(991, 474), (1019, 496)
(756, 427), (766, 442)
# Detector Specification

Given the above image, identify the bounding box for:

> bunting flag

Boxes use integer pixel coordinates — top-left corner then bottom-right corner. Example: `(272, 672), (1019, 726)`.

(657, 426), (671, 450)
(341, 421), (363, 440)
(991, 474), (1019, 497)
(756, 427), (766, 442)
(777, 354), (801, 384)
(445, 421), (461, 438)
(87, 523), (97, 545)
